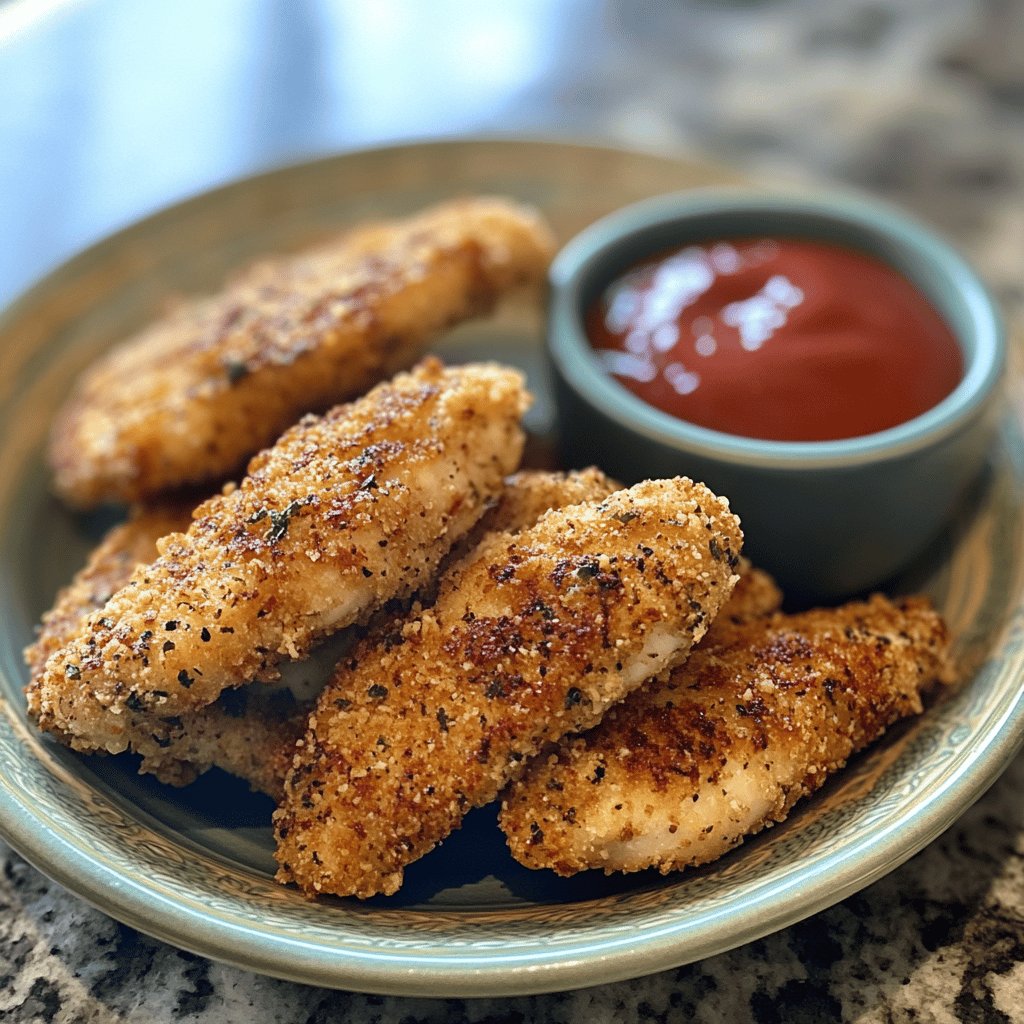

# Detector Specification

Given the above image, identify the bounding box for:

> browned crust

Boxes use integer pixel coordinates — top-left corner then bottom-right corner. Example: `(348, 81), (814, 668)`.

(477, 468), (621, 538)
(31, 360), (529, 752)
(499, 595), (953, 877)
(22, 500), (307, 798)
(274, 477), (742, 898)
(24, 503), (195, 683)
(50, 197), (555, 506)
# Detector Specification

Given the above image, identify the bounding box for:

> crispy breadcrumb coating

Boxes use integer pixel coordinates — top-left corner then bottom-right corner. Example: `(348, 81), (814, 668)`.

(499, 595), (952, 877)
(274, 477), (742, 898)
(477, 468), (620, 538)
(24, 503), (195, 684)
(22, 502), (310, 798)
(31, 360), (529, 755)
(50, 197), (554, 506)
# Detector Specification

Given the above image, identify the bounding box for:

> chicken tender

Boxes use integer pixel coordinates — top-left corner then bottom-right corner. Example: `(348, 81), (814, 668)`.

(499, 595), (952, 877)
(24, 502), (309, 797)
(30, 360), (529, 756)
(274, 477), (742, 898)
(50, 197), (554, 506)
(24, 503), (195, 684)
(477, 468), (620, 537)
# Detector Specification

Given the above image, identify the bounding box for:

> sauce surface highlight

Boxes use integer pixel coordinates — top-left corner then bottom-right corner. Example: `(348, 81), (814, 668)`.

(586, 238), (963, 441)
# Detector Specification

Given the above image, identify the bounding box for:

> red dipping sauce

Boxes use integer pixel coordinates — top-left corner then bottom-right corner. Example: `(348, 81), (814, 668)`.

(586, 238), (963, 441)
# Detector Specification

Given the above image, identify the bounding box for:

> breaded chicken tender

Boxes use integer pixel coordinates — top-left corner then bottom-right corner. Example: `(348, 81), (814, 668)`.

(478, 468), (620, 537)
(499, 595), (952, 877)
(274, 477), (742, 898)
(24, 499), (309, 797)
(30, 361), (529, 756)
(50, 197), (554, 506)
(24, 503), (195, 683)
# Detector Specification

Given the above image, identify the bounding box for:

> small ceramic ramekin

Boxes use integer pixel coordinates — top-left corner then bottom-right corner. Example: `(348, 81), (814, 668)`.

(546, 190), (1005, 599)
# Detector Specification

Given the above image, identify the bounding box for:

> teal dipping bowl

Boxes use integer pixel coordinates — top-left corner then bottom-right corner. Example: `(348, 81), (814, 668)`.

(546, 190), (1006, 599)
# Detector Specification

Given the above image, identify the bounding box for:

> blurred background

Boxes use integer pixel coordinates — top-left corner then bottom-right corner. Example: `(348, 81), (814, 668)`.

(1, 0), (1022, 316)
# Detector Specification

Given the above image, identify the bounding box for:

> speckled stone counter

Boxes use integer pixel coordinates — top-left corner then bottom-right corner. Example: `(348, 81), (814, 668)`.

(2, 1), (1023, 1020)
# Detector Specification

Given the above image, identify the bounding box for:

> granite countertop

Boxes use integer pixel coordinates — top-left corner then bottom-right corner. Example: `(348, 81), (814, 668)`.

(2, 1), (1024, 1020)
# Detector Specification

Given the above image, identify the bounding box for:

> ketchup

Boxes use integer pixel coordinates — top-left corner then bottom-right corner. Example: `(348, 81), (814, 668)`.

(585, 238), (963, 441)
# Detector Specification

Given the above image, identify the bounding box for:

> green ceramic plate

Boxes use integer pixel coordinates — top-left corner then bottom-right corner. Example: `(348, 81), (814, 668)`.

(0, 139), (1022, 997)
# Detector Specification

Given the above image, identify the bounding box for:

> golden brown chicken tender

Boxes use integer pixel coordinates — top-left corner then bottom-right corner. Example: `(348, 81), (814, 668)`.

(274, 477), (742, 898)
(24, 503), (195, 684)
(50, 197), (555, 506)
(24, 500), (310, 797)
(499, 595), (953, 877)
(140, 686), (308, 798)
(30, 360), (529, 758)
